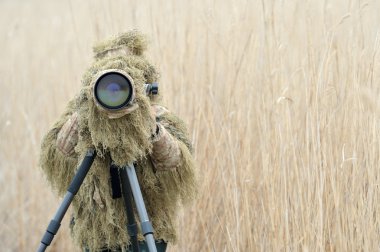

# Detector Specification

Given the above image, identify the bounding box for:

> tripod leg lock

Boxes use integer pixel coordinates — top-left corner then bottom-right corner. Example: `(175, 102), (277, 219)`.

(141, 221), (154, 236)
(41, 220), (61, 246)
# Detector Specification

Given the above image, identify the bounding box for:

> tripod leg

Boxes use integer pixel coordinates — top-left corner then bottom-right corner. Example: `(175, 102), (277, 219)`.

(37, 149), (96, 252)
(125, 164), (157, 252)
(119, 168), (140, 252)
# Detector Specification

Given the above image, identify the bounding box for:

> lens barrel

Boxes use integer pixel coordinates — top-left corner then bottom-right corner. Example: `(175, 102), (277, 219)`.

(94, 72), (134, 110)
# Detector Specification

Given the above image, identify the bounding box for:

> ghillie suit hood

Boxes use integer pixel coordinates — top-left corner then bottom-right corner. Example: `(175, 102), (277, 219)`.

(77, 55), (155, 166)
(39, 31), (196, 251)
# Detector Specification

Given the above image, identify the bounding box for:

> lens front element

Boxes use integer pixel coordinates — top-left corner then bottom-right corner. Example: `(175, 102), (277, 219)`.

(94, 72), (133, 110)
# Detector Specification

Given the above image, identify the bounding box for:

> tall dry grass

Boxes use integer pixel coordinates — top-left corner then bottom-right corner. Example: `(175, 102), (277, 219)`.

(1, 0), (380, 251)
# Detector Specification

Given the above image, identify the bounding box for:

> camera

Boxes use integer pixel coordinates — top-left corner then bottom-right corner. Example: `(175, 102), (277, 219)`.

(93, 69), (158, 111)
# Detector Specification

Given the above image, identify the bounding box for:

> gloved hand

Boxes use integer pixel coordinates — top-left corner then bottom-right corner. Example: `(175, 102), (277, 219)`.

(150, 105), (182, 171)
(56, 112), (79, 156)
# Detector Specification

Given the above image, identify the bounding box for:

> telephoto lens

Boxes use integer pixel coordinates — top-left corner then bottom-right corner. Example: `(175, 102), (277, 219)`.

(94, 71), (134, 110)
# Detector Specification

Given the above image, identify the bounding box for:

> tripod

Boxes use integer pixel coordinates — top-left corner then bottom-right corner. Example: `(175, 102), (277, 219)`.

(37, 149), (157, 252)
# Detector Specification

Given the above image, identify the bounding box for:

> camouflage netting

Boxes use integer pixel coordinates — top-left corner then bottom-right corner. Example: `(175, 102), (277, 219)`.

(93, 30), (148, 59)
(39, 31), (197, 251)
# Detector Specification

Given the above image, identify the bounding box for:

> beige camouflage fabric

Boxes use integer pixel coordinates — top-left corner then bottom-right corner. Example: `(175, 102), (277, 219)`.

(95, 102), (139, 119)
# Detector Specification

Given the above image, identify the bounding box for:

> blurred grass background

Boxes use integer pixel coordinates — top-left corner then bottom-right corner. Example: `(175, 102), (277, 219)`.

(1, 0), (380, 251)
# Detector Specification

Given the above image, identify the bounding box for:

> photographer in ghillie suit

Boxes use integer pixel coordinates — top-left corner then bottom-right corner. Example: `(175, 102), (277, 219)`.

(39, 30), (197, 252)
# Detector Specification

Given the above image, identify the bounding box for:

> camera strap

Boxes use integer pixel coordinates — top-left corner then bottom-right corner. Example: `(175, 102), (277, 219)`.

(110, 164), (122, 199)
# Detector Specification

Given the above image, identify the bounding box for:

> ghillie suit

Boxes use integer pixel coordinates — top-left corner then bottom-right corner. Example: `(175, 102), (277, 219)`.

(39, 30), (197, 251)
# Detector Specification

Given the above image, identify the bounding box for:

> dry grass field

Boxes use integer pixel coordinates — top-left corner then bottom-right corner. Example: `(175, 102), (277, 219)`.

(1, 0), (380, 251)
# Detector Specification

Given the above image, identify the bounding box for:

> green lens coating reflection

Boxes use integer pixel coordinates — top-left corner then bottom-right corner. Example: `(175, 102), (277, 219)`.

(95, 73), (132, 109)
